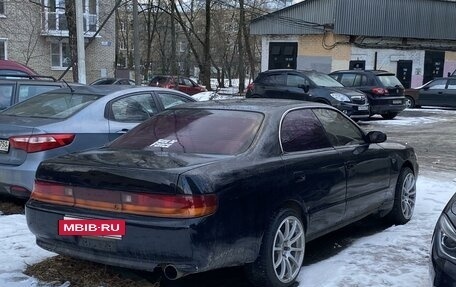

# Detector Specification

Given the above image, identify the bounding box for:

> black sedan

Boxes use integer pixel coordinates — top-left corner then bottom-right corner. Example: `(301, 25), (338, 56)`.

(26, 100), (418, 287)
(431, 193), (456, 286)
(405, 77), (456, 108)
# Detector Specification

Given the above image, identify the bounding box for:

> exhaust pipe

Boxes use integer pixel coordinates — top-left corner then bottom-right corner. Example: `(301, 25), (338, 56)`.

(163, 264), (185, 280)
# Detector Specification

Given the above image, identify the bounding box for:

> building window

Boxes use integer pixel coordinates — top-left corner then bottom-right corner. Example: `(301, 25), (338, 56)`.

(51, 42), (71, 68)
(43, 0), (98, 35)
(0, 0), (4, 15)
(0, 39), (6, 60)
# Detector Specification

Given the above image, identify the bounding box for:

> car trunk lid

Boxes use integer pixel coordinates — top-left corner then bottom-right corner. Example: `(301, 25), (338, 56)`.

(36, 148), (227, 193)
(0, 116), (54, 165)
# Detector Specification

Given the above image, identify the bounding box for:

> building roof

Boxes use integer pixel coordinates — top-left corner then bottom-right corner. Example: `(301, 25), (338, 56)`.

(250, 0), (456, 41)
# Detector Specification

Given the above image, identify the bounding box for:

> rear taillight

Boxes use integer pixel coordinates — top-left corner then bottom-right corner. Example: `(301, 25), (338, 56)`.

(31, 180), (218, 218)
(9, 134), (75, 153)
(371, 87), (389, 96)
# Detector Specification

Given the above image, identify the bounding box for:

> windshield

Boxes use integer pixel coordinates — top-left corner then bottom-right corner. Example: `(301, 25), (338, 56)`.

(307, 73), (344, 87)
(377, 75), (403, 87)
(110, 109), (264, 155)
(1, 92), (101, 118)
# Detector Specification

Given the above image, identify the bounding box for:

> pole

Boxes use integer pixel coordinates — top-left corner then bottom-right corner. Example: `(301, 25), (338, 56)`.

(133, 0), (141, 85)
(75, 0), (86, 84)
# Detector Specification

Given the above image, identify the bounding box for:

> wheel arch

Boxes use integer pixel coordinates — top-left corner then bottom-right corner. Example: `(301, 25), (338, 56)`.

(278, 199), (309, 233)
(401, 160), (416, 175)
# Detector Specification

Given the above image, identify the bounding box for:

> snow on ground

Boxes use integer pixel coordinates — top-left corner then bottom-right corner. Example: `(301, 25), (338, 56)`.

(0, 172), (453, 286)
(0, 215), (55, 287)
(364, 115), (446, 126)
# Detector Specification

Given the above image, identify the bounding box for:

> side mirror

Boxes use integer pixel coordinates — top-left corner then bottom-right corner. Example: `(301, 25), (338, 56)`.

(366, 131), (387, 143)
(299, 84), (310, 93)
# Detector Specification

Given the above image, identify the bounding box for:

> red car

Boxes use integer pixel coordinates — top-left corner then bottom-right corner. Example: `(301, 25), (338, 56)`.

(149, 75), (206, 95)
(0, 60), (37, 76)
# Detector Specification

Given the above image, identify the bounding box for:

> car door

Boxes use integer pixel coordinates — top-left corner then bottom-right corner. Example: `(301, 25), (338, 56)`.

(257, 73), (287, 98)
(107, 93), (159, 141)
(445, 79), (456, 107)
(420, 79), (447, 106)
(285, 73), (311, 100)
(280, 108), (346, 237)
(313, 108), (392, 220)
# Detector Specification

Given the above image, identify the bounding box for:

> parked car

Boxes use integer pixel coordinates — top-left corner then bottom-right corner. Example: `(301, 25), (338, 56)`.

(245, 69), (370, 120)
(26, 99), (418, 287)
(90, 77), (136, 86)
(329, 70), (406, 119)
(149, 75), (207, 95)
(431, 193), (456, 286)
(0, 76), (71, 110)
(404, 78), (456, 108)
(0, 59), (37, 77)
(0, 86), (195, 198)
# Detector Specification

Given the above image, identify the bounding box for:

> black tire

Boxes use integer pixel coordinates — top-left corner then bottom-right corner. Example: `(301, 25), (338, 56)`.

(381, 112), (398, 120)
(405, 96), (415, 109)
(245, 208), (305, 287)
(387, 167), (416, 225)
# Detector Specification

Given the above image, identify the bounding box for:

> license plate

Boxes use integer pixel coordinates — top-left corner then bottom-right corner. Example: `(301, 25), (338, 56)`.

(392, 100), (402, 104)
(0, 140), (9, 153)
(78, 237), (117, 252)
(358, 105), (369, 111)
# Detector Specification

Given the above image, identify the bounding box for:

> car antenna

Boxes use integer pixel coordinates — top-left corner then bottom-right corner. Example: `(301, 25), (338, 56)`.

(61, 79), (75, 93)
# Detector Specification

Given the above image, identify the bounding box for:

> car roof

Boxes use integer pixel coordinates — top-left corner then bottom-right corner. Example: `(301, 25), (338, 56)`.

(330, 70), (394, 75)
(43, 85), (195, 101)
(0, 60), (37, 75)
(169, 98), (332, 113)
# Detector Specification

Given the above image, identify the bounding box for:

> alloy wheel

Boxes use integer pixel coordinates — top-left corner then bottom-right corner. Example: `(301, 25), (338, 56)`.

(272, 216), (305, 283)
(401, 173), (416, 220)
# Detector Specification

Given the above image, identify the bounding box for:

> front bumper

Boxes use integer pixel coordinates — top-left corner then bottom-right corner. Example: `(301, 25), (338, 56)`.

(431, 215), (456, 287)
(336, 102), (370, 119)
(26, 200), (259, 275)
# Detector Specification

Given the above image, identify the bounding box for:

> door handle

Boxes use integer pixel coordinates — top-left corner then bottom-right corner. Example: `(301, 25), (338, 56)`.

(116, 128), (129, 134)
(293, 171), (306, 183)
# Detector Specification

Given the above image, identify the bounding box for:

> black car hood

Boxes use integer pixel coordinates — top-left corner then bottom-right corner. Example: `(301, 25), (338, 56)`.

(36, 149), (229, 194)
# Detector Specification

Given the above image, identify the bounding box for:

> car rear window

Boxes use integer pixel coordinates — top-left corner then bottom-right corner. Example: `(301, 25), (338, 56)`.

(110, 109), (264, 155)
(18, 85), (62, 102)
(377, 75), (403, 87)
(1, 92), (101, 118)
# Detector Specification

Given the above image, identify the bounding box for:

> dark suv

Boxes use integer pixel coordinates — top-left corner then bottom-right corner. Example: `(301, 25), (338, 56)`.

(0, 76), (71, 110)
(329, 70), (406, 119)
(245, 69), (369, 119)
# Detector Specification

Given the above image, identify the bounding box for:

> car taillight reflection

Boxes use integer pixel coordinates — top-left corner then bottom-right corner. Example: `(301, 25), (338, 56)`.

(246, 83), (255, 92)
(31, 180), (218, 218)
(9, 134), (75, 153)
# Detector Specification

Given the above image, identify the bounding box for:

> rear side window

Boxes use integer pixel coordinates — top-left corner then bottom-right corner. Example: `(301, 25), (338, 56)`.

(110, 109), (264, 155)
(280, 109), (331, 152)
(157, 92), (190, 109)
(18, 85), (61, 102)
(377, 75), (403, 87)
(260, 74), (286, 85)
(313, 108), (365, 146)
(0, 84), (13, 109)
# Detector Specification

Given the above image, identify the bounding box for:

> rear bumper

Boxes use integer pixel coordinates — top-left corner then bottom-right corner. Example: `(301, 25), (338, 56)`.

(26, 200), (260, 274)
(369, 97), (406, 114)
(0, 164), (36, 198)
